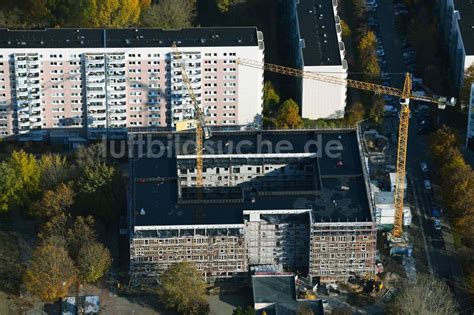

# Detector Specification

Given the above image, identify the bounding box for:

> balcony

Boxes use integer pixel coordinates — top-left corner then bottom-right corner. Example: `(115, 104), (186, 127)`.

(89, 112), (106, 119)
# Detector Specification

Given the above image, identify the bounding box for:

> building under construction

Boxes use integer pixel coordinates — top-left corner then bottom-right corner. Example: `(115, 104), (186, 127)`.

(128, 129), (376, 284)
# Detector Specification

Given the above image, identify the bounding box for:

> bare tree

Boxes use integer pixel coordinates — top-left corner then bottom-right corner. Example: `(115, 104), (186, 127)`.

(387, 274), (457, 315)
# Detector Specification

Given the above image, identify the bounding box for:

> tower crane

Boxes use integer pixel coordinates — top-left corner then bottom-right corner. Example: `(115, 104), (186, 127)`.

(171, 43), (211, 190)
(237, 58), (455, 238)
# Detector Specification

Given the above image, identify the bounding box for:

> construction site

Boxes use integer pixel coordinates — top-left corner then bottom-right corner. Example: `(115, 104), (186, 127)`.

(128, 129), (377, 285)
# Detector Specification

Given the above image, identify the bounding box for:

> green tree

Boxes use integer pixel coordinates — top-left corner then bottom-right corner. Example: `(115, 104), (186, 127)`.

(0, 162), (22, 212)
(30, 182), (75, 219)
(80, 0), (144, 28)
(263, 81), (280, 116)
(75, 143), (107, 170)
(0, 150), (41, 212)
(369, 97), (384, 124)
(233, 306), (255, 315)
(23, 242), (76, 302)
(387, 274), (457, 315)
(0, 8), (25, 28)
(79, 163), (116, 194)
(276, 99), (303, 129)
(77, 162), (124, 223)
(76, 242), (111, 283)
(460, 65), (474, 108)
(140, 0), (196, 28)
(159, 261), (209, 315)
(346, 102), (365, 126)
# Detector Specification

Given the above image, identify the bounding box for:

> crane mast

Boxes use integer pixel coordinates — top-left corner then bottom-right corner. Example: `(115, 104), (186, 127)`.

(237, 58), (455, 237)
(171, 43), (209, 190)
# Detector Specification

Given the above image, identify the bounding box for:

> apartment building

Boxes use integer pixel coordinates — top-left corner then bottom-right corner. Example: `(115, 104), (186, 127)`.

(128, 129), (376, 285)
(290, 0), (348, 119)
(438, 0), (474, 93)
(0, 28), (264, 141)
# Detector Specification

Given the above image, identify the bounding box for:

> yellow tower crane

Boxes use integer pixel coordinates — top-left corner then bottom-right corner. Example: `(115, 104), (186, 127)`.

(171, 43), (211, 190)
(237, 58), (455, 238)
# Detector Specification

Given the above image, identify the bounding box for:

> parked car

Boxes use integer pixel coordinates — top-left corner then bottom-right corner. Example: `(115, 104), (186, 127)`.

(420, 162), (428, 173)
(423, 179), (432, 190)
(433, 219), (442, 231)
(384, 105), (398, 116)
(431, 207), (440, 219)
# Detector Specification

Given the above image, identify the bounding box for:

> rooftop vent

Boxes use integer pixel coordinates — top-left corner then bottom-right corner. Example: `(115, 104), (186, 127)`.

(140, 208), (146, 215)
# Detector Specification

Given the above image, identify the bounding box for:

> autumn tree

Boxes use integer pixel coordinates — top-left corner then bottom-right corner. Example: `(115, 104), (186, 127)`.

(216, 0), (246, 12)
(76, 242), (111, 283)
(23, 242), (76, 302)
(428, 126), (459, 164)
(39, 154), (72, 191)
(80, 0), (146, 28)
(352, 0), (366, 21)
(387, 274), (457, 315)
(140, 0), (196, 29)
(460, 65), (474, 108)
(276, 99), (303, 129)
(38, 212), (69, 241)
(159, 261), (209, 315)
(346, 102), (365, 126)
(357, 31), (380, 80)
(263, 81), (280, 116)
(340, 20), (351, 39)
(29, 182), (75, 219)
(369, 97), (384, 124)
(66, 216), (97, 259)
(0, 150), (41, 212)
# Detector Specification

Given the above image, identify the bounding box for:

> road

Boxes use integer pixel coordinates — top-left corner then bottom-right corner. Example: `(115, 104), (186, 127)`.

(374, 0), (472, 313)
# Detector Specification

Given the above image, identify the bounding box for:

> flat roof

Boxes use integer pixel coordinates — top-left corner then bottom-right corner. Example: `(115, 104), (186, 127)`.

(296, 0), (342, 66)
(0, 27), (259, 49)
(454, 0), (474, 55)
(130, 129), (371, 227)
(252, 275), (323, 315)
(252, 275), (296, 307)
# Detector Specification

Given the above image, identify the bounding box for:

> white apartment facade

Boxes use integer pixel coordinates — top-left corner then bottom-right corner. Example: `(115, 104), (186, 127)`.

(0, 28), (264, 140)
(291, 0), (348, 119)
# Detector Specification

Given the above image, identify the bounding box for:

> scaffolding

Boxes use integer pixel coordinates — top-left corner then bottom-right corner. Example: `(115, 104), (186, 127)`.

(308, 222), (377, 283)
(130, 226), (247, 284)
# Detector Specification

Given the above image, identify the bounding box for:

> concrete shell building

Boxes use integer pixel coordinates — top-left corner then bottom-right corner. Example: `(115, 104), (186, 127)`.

(0, 28), (264, 141)
(128, 129), (376, 285)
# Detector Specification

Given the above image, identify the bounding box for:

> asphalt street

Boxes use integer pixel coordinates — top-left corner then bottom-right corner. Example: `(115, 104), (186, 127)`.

(374, 0), (472, 313)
